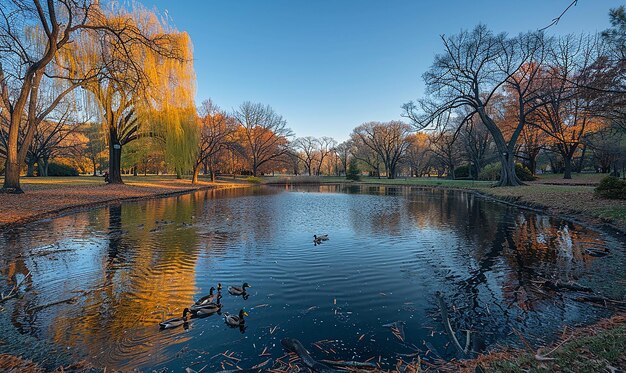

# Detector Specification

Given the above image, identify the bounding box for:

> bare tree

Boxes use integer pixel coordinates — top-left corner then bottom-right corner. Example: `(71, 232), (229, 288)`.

(586, 125), (625, 174)
(26, 104), (84, 176)
(335, 140), (352, 176)
(350, 135), (382, 178)
(316, 136), (337, 176)
(528, 34), (606, 179)
(404, 133), (431, 177)
(192, 100), (237, 183)
(404, 26), (548, 186)
(233, 102), (293, 176)
(428, 123), (462, 179)
(292, 136), (318, 175)
(0, 0), (104, 192)
(351, 121), (412, 179)
(460, 115), (493, 178)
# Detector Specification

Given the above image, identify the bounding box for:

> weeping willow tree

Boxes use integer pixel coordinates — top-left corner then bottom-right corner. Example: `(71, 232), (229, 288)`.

(63, 1), (197, 183)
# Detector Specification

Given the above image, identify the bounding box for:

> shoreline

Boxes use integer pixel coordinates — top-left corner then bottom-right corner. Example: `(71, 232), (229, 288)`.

(0, 177), (624, 371)
(0, 178), (251, 231)
(269, 179), (626, 235)
(2, 177), (624, 236)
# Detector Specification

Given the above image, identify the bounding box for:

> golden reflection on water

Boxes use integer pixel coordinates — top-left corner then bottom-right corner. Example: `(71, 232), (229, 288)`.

(0, 186), (620, 371)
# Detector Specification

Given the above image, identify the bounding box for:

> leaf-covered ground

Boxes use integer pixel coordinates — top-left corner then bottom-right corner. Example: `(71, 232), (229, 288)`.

(0, 175), (244, 228)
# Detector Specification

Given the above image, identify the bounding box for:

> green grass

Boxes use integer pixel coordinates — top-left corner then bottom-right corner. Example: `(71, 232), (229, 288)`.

(593, 205), (626, 222)
(534, 172), (613, 185)
(484, 324), (626, 372)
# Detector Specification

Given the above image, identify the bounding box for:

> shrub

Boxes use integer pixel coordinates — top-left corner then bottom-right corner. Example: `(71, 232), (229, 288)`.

(454, 164), (471, 179)
(478, 163), (501, 181)
(346, 159), (360, 181)
(47, 162), (79, 176)
(478, 162), (536, 182)
(245, 176), (262, 184)
(595, 176), (626, 199)
(515, 163), (536, 181)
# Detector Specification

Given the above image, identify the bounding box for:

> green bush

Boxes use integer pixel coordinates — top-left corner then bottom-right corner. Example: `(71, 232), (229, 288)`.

(454, 164), (471, 179)
(478, 163), (501, 181)
(47, 162), (79, 176)
(245, 176), (262, 184)
(346, 159), (360, 181)
(478, 162), (536, 182)
(515, 163), (536, 181)
(595, 176), (626, 199)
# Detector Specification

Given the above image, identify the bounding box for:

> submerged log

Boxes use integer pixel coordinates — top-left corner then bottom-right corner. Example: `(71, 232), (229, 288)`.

(542, 280), (593, 293)
(435, 291), (470, 357)
(281, 338), (341, 373)
(320, 359), (378, 368)
(575, 295), (626, 310)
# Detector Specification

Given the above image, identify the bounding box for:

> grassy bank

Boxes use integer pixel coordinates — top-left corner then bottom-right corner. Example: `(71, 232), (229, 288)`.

(438, 315), (626, 373)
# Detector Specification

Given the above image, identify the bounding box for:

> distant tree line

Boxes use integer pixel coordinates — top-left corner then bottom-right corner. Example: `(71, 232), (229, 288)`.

(1, 3), (624, 191)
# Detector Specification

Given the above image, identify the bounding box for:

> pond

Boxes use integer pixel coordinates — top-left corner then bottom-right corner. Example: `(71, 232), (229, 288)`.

(0, 185), (624, 371)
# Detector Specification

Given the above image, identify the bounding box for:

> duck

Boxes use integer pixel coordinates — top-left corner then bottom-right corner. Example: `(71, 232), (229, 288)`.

(224, 309), (248, 326)
(193, 294), (223, 316)
(228, 282), (251, 296)
(313, 234), (329, 243)
(193, 287), (216, 307)
(159, 308), (190, 329)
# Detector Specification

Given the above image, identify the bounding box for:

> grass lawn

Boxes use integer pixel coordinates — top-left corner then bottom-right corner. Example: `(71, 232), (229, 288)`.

(462, 316), (626, 373)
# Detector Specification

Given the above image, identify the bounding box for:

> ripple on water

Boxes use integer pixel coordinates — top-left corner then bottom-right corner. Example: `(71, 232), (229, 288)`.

(0, 185), (623, 371)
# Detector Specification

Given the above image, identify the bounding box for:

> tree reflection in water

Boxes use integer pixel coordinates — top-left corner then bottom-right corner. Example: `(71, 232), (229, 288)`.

(0, 185), (623, 370)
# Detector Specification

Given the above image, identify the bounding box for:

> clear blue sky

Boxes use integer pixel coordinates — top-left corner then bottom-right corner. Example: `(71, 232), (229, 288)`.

(143, 0), (621, 142)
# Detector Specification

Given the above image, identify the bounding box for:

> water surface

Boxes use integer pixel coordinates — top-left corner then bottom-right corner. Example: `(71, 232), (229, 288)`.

(0, 185), (624, 371)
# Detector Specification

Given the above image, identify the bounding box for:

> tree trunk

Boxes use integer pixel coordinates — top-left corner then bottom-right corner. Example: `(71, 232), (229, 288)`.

(192, 164), (200, 184)
(92, 159), (98, 176)
(576, 144), (587, 173)
(563, 156), (573, 179)
(528, 156), (537, 176)
(26, 157), (36, 177)
(476, 109), (521, 187)
(2, 156), (23, 193)
(498, 152), (520, 187)
(176, 168), (182, 179)
(108, 134), (123, 184)
(387, 164), (396, 179)
(42, 156), (49, 177)
(210, 162), (216, 182)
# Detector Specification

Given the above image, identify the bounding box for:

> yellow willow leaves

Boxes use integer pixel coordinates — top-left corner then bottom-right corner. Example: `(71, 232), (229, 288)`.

(58, 0), (197, 170)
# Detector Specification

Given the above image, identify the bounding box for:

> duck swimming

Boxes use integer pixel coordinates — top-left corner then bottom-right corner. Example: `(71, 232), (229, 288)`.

(228, 282), (251, 296)
(159, 308), (190, 329)
(224, 309), (248, 326)
(313, 234), (329, 245)
(193, 287), (216, 307)
(193, 294), (223, 316)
